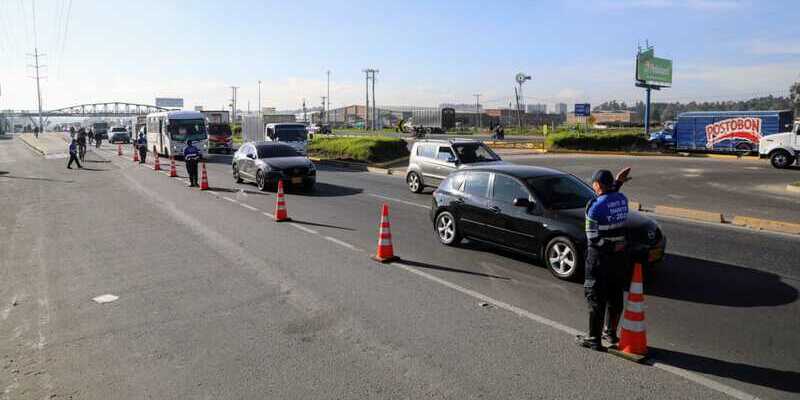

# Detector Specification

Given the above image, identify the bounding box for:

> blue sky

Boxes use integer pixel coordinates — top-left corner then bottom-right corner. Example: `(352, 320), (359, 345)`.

(1, 0), (798, 111)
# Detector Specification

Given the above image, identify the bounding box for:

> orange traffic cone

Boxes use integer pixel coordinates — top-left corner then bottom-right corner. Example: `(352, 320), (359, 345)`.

(614, 263), (648, 361)
(169, 156), (177, 177)
(274, 179), (291, 222)
(153, 152), (161, 171)
(117, 143), (123, 156)
(371, 203), (399, 263)
(199, 161), (209, 190)
(132, 144), (139, 162)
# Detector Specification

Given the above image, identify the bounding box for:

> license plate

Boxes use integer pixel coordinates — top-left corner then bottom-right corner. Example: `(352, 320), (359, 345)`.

(648, 248), (664, 262)
(291, 177), (303, 184)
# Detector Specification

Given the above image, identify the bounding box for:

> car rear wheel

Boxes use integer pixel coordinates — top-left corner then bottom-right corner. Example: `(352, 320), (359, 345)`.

(435, 211), (461, 246)
(233, 164), (243, 183)
(545, 236), (580, 280)
(407, 172), (423, 193)
(256, 170), (268, 191)
(770, 150), (794, 169)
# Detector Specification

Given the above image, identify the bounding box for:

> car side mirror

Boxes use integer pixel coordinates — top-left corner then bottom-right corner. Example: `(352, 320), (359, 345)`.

(448, 155), (459, 164)
(247, 154), (255, 159)
(513, 197), (531, 207)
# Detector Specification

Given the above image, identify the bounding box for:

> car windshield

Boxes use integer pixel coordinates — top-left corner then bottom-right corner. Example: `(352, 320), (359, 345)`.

(208, 124), (232, 137)
(452, 143), (500, 163)
(169, 119), (207, 142)
(257, 144), (301, 158)
(275, 126), (307, 142)
(111, 128), (126, 132)
(526, 174), (596, 210)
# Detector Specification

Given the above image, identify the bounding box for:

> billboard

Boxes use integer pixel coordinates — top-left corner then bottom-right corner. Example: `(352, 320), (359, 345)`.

(636, 49), (672, 87)
(574, 103), (591, 117)
(155, 97), (184, 108)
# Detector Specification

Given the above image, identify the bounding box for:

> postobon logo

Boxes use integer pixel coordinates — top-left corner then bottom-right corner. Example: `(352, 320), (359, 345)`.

(705, 117), (762, 148)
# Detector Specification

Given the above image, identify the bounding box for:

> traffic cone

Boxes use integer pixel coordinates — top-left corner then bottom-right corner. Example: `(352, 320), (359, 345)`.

(132, 144), (139, 162)
(371, 203), (399, 263)
(117, 143), (123, 156)
(169, 156), (177, 177)
(612, 263), (648, 362)
(153, 152), (161, 171)
(199, 161), (209, 190)
(274, 180), (291, 222)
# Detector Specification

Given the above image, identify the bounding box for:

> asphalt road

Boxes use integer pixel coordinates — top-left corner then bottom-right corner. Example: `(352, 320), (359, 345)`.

(498, 152), (800, 224)
(1, 135), (798, 399)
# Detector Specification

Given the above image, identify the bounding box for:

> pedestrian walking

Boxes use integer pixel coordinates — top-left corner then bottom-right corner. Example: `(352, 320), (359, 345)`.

(88, 128), (95, 145)
(183, 140), (201, 187)
(576, 168), (630, 351)
(136, 131), (147, 164)
(67, 139), (83, 169)
(76, 128), (87, 161)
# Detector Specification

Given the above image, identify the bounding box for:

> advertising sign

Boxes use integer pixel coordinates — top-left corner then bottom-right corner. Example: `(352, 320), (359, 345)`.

(155, 97), (184, 108)
(636, 49), (672, 87)
(705, 117), (762, 148)
(574, 103), (591, 117)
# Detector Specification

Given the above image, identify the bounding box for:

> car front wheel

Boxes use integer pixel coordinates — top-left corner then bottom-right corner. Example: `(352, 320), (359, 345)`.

(407, 172), (423, 193)
(435, 211), (462, 246)
(545, 236), (580, 280)
(256, 170), (268, 191)
(233, 164), (243, 183)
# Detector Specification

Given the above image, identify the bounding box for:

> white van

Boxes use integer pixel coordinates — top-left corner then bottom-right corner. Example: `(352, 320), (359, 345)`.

(264, 123), (309, 155)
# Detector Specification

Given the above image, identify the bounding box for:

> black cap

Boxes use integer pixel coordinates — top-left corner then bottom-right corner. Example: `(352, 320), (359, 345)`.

(591, 169), (614, 186)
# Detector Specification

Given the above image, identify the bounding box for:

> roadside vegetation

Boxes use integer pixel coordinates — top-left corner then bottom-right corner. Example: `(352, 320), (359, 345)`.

(309, 136), (409, 163)
(545, 128), (648, 151)
(231, 123), (243, 145)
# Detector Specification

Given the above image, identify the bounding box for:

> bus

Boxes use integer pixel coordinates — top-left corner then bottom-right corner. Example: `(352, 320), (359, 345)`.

(145, 110), (208, 158)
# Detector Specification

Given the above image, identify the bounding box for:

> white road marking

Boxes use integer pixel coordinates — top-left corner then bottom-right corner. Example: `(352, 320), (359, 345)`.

(92, 294), (119, 304)
(222, 196), (238, 203)
(368, 193), (428, 209)
(390, 261), (760, 400)
(207, 190), (219, 195)
(262, 211), (275, 218)
(240, 203), (258, 211)
(324, 236), (361, 251)
(290, 223), (318, 235)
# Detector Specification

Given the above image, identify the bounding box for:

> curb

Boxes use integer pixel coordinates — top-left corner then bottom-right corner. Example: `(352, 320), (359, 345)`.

(787, 184), (800, 194)
(18, 135), (47, 156)
(653, 205), (724, 223)
(633, 200), (799, 235)
(544, 148), (761, 160)
(309, 158), (368, 171)
(730, 216), (800, 235)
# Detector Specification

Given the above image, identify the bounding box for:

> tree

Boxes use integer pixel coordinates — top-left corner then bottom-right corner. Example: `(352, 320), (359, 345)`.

(791, 81), (800, 113)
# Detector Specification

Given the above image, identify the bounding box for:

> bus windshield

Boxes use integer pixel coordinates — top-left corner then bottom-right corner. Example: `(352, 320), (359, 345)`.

(169, 119), (207, 142)
(275, 126), (307, 142)
(208, 124), (232, 137)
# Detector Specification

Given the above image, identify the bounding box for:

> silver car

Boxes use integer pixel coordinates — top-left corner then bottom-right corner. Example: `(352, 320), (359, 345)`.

(406, 139), (504, 193)
(232, 142), (316, 192)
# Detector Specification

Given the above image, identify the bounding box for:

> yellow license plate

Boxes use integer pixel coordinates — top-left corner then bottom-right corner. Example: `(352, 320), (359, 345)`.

(291, 177), (303, 184)
(648, 248), (664, 262)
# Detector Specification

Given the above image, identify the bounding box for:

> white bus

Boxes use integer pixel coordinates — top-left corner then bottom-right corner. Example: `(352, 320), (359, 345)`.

(145, 110), (209, 158)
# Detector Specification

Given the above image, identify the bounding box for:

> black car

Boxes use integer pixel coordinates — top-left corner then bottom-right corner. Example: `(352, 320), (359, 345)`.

(430, 165), (666, 280)
(232, 142), (316, 191)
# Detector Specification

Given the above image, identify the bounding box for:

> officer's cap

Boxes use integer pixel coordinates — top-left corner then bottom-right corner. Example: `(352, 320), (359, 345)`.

(591, 169), (614, 186)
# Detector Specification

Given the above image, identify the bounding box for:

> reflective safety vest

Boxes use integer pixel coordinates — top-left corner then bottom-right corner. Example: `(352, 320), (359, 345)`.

(585, 192), (629, 250)
(183, 145), (200, 160)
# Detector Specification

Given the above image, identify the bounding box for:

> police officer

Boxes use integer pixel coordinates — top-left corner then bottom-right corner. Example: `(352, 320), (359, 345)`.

(67, 138), (83, 169)
(136, 131), (147, 164)
(576, 169), (629, 351)
(76, 128), (87, 161)
(183, 140), (201, 187)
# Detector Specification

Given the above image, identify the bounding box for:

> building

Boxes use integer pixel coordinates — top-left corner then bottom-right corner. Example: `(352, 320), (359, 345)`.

(527, 104), (547, 114)
(554, 103), (568, 115)
(566, 110), (640, 126)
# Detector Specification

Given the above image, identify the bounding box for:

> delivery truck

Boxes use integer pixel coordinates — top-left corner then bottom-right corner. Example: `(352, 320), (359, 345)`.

(407, 107), (456, 134)
(649, 110), (795, 153)
(759, 119), (800, 168)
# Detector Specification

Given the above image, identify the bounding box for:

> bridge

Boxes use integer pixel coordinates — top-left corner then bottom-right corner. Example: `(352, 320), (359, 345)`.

(3, 102), (170, 119)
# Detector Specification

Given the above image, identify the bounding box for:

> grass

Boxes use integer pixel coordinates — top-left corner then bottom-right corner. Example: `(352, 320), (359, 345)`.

(791, 181), (800, 187)
(309, 136), (409, 163)
(545, 128), (648, 151)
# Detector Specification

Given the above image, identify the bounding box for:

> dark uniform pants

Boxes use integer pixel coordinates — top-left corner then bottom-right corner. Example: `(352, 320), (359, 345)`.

(138, 146), (147, 164)
(584, 246), (629, 344)
(67, 153), (82, 168)
(186, 158), (199, 186)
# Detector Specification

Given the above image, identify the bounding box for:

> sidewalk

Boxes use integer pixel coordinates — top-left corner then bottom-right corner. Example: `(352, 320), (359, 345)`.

(18, 132), (70, 158)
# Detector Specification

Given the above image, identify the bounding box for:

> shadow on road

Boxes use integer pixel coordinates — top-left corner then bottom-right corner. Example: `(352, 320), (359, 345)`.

(400, 259), (511, 280)
(290, 219), (356, 231)
(76, 167), (107, 172)
(648, 254), (798, 307)
(649, 347), (800, 394)
(204, 154), (233, 165)
(301, 182), (363, 197)
(0, 173), (75, 183)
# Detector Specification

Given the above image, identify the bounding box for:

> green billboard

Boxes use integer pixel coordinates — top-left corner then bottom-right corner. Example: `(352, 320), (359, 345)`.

(636, 49), (672, 87)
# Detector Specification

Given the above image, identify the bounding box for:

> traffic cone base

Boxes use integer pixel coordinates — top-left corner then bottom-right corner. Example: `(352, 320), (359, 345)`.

(610, 262), (648, 362)
(169, 156), (177, 177)
(371, 203), (398, 263)
(132, 146), (139, 162)
(117, 144), (123, 156)
(274, 180), (291, 221)
(199, 161), (209, 190)
(153, 153), (161, 171)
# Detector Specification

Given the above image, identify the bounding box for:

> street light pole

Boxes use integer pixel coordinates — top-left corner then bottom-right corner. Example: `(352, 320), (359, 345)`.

(258, 80), (262, 116)
(363, 69), (370, 130)
(474, 93), (481, 131)
(326, 70), (330, 125)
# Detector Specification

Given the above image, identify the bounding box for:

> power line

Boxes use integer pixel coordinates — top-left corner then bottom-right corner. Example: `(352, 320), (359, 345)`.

(57, 0), (73, 78)
(30, 0), (39, 48)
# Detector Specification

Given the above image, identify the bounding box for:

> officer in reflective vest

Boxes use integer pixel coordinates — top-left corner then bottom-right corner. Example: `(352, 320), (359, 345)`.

(576, 169), (629, 351)
(136, 131), (147, 164)
(183, 140), (201, 187)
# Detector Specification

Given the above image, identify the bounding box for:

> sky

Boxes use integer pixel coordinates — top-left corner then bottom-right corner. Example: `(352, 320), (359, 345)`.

(0, 0), (798, 112)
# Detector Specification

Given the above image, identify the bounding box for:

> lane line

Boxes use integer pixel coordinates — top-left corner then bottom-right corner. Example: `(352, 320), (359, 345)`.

(240, 203), (258, 212)
(324, 236), (361, 251)
(290, 223), (319, 235)
(207, 190), (218, 195)
(222, 196), (237, 203)
(368, 193), (429, 209)
(390, 261), (759, 400)
(262, 211), (275, 218)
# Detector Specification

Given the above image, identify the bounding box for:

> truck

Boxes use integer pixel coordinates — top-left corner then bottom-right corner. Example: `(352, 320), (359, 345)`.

(202, 110), (233, 153)
(759, 119), (800, 168)
(648, 110), (795, 154)
(407, 107), (456, 134)
(92, 122), (110, 140)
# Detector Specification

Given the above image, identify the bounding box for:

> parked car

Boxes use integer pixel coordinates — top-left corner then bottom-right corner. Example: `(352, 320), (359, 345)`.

(108, 127), (131, 144)
(430, 164), (666, 281)
(232, 142), (316, 191)
(406, 139), (504, 193)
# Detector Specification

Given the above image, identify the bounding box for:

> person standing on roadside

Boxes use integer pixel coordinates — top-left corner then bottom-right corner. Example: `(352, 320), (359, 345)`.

(67, 138), (83, 169)
(136, 131), (147, 164)
(183, 140), (201, 187)
(88, 128), (95, 146)
(76, 128), (87, 161)
(576, 169), (630, 351)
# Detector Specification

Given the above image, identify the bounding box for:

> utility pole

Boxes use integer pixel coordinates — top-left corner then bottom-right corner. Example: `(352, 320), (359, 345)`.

(258, 80), (262, 116)
(370, 70), (379, 130)
(326, 70), (331, 125)
(321, 96), (327, 125)
(473, 94), (481, 131)
(27, 48), (46, 136)
(302, 98), (307, 123)
(362, 69), (371, 130)
(230, 86), (239, 122)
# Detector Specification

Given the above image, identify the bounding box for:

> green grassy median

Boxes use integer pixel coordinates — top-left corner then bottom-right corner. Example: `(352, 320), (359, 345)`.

(545, 129), (648, 151)
(309, 136), (409, 163)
